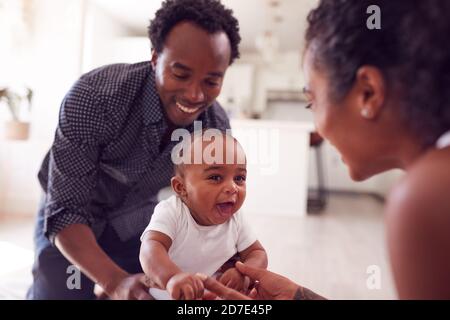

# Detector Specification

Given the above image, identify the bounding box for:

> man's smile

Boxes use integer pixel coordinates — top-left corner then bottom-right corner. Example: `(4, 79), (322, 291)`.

(176, 102), (203, 114)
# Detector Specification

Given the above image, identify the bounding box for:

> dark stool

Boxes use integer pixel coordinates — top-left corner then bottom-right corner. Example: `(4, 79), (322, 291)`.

(307, 132), (328, 213)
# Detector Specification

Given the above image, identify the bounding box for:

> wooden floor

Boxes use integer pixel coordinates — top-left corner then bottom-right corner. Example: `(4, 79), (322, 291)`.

(0, 194), (396, 299)
(0, 215), (34, 299)
(246, 195), (396, 299)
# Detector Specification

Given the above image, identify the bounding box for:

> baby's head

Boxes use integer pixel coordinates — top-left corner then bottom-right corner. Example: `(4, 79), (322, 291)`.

(171, 130), (247, 226)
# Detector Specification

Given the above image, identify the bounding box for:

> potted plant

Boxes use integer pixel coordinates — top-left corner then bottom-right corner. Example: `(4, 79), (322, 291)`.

(0, 87), (33, 140)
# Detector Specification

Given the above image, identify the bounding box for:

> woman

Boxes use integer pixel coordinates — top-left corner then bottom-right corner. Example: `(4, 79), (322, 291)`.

(200, 0), (450, 299)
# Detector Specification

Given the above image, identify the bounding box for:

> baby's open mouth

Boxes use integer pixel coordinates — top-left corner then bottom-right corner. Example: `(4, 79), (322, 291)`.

(216, 202), (235, 217)
(176, 102), (202, 114)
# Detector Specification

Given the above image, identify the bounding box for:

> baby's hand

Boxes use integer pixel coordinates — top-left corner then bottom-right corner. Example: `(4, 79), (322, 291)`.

(218, 267), (248, 292)
(166, 273), (204, 300)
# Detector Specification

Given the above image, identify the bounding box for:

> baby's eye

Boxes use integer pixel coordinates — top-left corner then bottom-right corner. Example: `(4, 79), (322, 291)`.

(205, 79), (220, 87)
(234, 175), (246, 183)
(208, 175), (222, 182)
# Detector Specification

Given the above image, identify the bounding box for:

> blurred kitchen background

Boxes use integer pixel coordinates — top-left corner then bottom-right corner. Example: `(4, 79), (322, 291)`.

(0, 0), (402, 299)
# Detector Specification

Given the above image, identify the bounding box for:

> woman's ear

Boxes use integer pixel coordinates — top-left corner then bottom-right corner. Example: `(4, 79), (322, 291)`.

(171, 175), (187, 199)
(354, 66), (386, 120)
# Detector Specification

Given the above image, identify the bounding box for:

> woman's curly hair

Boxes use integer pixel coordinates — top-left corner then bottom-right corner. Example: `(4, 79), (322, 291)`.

(148, 0), (241, 65)
(306, 0), (450, 146)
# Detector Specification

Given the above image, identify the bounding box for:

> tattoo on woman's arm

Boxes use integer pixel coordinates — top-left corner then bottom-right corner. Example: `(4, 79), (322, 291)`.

(293, 286), (326, 300)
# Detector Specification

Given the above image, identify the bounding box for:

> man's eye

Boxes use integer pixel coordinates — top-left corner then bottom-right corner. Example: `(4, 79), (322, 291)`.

(174, 74), (189, 80)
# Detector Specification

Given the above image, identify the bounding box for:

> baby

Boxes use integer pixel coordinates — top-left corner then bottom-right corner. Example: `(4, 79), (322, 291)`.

(139, 130), (268, 300)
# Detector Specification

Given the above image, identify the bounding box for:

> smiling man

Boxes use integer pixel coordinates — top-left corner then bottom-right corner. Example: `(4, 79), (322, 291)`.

(28, 0), (241, 300)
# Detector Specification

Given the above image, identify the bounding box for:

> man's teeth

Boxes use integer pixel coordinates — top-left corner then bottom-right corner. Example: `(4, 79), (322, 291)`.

(176, 102), (200, 114)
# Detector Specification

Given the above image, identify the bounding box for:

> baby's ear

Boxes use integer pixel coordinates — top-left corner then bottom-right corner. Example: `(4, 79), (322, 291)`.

(171, 176), (187, 198)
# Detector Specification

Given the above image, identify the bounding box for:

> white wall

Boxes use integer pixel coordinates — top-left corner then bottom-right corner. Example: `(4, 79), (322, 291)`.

(0, 1), (146, 217)
(0, 0), (86, 216)
(82, 2), (138, 72)
(0, 0), (156, 217)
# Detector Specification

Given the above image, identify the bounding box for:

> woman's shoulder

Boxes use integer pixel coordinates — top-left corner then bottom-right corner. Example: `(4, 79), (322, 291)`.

(388, 147), (450, 219)
(393, 147), (450, 196)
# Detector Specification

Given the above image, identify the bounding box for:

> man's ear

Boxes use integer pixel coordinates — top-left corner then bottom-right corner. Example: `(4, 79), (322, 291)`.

(151, 49), (158, 70)
(171, 175), (187, 198)
(354, 66), (386, 120)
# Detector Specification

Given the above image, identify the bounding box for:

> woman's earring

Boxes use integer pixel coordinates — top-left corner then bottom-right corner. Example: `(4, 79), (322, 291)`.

(361, 108), (372, 119)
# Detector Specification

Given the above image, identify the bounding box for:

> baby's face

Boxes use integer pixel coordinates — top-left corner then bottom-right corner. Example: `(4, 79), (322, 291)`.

(173, 136), (247, 225)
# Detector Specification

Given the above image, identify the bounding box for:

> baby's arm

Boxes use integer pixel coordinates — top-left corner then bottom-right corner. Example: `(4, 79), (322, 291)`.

(218, 241), (268, 291)
(239, 240), (268, 269)
(139, 231), (204, 299)
(140, 230), (180, 289)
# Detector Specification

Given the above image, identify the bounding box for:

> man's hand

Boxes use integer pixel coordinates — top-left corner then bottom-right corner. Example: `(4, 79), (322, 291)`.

(55, 224), (153, 300)
(104, 273), (152, 300)
(166, 273), (204, 300)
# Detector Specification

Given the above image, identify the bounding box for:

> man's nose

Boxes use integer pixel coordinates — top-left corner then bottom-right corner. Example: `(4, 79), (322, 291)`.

(184, 82), (205, 104)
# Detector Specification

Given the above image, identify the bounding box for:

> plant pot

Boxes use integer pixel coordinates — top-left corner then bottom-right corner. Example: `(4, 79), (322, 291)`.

(4, 121), (30, 141)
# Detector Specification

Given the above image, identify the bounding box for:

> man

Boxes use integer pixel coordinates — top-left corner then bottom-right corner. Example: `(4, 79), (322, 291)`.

(27, 0), (241, 299)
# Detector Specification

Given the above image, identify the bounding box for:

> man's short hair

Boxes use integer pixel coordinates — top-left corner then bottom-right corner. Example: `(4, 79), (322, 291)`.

(148, 0), (241, 65)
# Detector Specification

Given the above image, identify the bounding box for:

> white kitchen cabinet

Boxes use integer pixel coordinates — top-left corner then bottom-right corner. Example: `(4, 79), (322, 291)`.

(231, 119), (315, 217)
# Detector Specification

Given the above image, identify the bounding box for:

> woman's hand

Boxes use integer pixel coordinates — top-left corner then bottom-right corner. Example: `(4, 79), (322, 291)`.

(200, 261), (300, 300)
